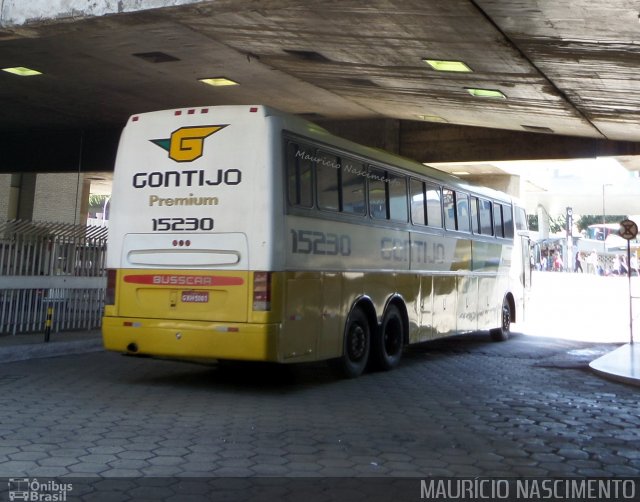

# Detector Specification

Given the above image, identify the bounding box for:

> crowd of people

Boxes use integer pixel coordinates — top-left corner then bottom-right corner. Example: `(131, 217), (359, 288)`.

(539, 248), (639, 275)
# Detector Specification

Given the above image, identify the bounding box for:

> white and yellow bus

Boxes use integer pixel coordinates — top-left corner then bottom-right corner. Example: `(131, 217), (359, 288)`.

(102, 105), (531, 377)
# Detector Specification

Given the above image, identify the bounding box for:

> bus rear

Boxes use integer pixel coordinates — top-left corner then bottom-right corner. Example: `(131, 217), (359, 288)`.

(102, 106), (283, 361)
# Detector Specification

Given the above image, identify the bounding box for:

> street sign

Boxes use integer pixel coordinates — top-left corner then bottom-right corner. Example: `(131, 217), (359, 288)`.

(619, 219), (638, 240)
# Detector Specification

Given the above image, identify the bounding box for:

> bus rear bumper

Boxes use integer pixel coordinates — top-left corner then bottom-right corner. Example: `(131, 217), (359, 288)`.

(102, 317), (280, 362)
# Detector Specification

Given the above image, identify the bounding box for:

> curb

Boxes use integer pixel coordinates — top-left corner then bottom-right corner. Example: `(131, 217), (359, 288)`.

(0, 338), (104, 364)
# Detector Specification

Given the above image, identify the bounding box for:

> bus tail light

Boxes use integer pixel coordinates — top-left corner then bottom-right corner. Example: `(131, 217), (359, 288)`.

(252, 272), (272, 311)
(106, 269), (117, 305)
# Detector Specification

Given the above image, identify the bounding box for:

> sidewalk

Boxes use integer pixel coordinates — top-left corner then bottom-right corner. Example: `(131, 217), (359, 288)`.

(0, 329), (103, 363)
(589, 343), (640, 387)
(525, 271), (640, 387)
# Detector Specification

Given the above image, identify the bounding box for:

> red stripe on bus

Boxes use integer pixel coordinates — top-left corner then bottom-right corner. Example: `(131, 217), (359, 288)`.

(123, 274), (244, 286)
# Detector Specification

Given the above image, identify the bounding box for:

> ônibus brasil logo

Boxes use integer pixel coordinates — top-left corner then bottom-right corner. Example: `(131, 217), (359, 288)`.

(150, 125), (227, 162)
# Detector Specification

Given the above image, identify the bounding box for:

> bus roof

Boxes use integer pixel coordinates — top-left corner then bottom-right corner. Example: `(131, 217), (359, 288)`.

(127, 104), (518, 206)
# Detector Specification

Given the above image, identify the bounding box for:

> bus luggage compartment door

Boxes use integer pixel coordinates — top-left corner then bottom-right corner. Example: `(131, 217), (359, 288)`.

(433, 275), (457, 337)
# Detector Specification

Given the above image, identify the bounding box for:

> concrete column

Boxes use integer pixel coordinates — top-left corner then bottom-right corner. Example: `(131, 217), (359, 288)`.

(537, 204), (550, 239)
(0, 174), (11, 220)
(31, 173), (89, 224)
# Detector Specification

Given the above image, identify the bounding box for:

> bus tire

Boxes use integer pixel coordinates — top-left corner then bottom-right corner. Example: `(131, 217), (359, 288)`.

(331, 307), (371, 378)
(370, 304), (404, 371)
(490, 297), (511, 342)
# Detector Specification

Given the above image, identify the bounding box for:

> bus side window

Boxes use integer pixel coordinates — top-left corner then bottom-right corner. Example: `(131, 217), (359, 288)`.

(426, 183), (443, 228)
(479, 198), (493, 235)
(494, 203), (505, 238)
(316, 150), (340, 212)
(410, 178), (426, 225)
(443, 189), (456, 230)
(287, 142), (313, 208)
(388, 173), (408, 222)
(456, 192), (470, 232)
(503, 204), (514, 238)
(369, 167), (388, 219)
(470, 196), (480, 234)
(341, 158), (366, 215)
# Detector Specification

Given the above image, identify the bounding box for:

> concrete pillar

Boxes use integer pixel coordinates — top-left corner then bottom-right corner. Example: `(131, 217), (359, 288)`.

(31, 173), (89, 225)
(0, 174), (11, 220)
(537, 204), (550, 239)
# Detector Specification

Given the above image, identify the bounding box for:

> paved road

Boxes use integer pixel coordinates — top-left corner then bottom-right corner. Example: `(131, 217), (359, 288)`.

(0, 332), (638, 491)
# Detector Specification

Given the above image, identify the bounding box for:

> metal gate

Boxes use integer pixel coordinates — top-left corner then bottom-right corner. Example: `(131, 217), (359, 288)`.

(0, 219), (108, 335)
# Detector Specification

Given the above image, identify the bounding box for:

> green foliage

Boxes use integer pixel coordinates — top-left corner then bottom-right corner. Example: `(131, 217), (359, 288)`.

(527, 213), (565, 233)
(576, 214), (626, 232)
(548, 214), (566, 234)
(88, 194), (109, 210)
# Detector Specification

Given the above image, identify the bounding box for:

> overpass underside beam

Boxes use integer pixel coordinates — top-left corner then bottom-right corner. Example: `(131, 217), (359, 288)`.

(1, 120), (640, 174)
(319, 119), (640, 165)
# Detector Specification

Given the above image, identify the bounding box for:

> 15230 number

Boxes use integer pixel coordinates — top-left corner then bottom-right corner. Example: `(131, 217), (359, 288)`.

(290, 229), (351, 256)
(152, 217), (214, 231)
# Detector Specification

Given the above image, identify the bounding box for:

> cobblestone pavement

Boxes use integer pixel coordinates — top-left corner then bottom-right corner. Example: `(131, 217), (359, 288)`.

(0, 332), (638, 498)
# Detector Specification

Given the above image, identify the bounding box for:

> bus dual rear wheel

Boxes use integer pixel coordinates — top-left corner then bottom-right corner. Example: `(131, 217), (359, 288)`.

(370, 305), (404, 371)
(331, 307), (371, 379)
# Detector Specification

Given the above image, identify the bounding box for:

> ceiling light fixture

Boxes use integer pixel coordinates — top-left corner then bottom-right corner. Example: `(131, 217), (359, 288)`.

(198, 77), (239, 87)
(521, 125), (554, 133)
(423, 59), (473, 73)
(416, 114), (448, 123)
(2, 66), (42, 76)
(465, 88), (506, 99)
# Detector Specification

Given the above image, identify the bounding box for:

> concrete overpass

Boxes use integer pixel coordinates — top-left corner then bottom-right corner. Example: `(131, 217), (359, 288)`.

(2, 0), (640, 219)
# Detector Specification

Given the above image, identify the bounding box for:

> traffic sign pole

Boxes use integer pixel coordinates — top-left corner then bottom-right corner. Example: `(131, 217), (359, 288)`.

(628, 240), (633, 345)
(619, 219), (638, 345)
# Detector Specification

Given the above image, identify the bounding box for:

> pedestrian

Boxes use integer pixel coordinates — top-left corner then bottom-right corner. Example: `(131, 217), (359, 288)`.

(574, 251), (583, 273)
(554, 252), (563, 272)
(587, 250), (598, 275)
(613, 254), (621, 275)
(620, 254), (629, 275)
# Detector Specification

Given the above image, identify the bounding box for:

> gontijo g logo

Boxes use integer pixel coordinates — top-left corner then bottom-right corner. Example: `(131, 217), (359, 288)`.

(151, 125), (227, 162)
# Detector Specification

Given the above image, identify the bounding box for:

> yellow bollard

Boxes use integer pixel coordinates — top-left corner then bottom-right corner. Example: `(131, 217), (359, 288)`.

(44, 306), (53, 342)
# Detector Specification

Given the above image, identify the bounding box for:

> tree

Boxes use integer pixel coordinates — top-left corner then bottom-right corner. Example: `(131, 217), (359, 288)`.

(576, 214), (626, 233)
(88, 194), (109, 217)
(548, 214), (566, 234)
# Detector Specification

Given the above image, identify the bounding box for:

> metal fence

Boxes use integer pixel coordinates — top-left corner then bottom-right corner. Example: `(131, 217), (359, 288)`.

(0, 219), (108, 335)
